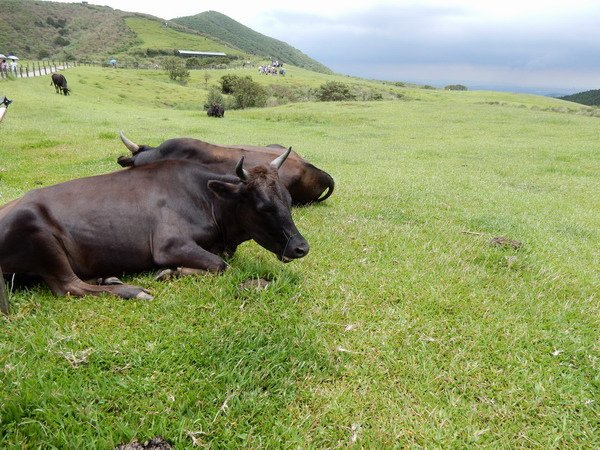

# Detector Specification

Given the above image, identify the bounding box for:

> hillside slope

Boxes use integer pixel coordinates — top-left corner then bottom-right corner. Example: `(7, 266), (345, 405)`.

(560, 89), (600, 106)
(0, 0), (138, 60)
(172, 11), (332, 74)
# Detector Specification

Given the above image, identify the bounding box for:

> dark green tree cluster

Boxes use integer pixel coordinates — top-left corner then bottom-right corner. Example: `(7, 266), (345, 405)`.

(445, 84), (468, 91)
(559, 89), (600, 106)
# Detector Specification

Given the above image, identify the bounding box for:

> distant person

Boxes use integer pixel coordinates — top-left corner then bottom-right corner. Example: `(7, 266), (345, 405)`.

(0, 60), (7, 78)
(0, 96), (13, 123)
(10, 59), (17, 76)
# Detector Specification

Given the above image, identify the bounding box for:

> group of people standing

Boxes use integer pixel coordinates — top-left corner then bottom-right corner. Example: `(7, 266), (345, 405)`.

(0, 57), (18, 78)
(258, 60), (286, 76)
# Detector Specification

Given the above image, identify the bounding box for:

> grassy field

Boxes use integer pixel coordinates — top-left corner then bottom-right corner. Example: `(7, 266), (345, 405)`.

(124, 17), (244, 56)
(0, 67), (598, 448)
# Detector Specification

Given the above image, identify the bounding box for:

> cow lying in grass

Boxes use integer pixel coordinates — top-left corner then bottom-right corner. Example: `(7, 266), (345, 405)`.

(0, 150), (308, 300)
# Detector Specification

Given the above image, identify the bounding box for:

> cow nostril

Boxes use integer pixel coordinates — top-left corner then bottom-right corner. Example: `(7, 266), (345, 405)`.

(294, 242), (309, 257)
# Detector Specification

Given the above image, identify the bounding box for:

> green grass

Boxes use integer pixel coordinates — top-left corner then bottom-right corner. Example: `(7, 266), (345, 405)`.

(124, 17), (243, 55)
(0, 67), (598, 448)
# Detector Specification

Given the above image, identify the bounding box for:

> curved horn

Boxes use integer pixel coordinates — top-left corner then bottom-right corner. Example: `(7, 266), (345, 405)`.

(235, 156), (249, 181)
(119, 130), (140, 154)
(270, 146), (292, 170)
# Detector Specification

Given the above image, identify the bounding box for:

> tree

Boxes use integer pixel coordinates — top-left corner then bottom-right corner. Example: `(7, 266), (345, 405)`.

(445, 84), (468, 91)
(163, 57), (190, 84)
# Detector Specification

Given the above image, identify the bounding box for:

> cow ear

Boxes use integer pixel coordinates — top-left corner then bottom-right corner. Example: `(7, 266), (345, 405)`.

(208, 180), (241, 199)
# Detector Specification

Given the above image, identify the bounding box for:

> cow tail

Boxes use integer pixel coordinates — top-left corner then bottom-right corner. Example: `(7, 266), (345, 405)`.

(316, 170), (335, 202)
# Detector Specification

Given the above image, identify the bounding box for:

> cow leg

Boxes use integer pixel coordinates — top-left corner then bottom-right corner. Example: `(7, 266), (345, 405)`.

(2, 211), (152, 300)
(153, 238), (228, 274)
(155, 267), (213, 281)
(45, 275), (153, 300)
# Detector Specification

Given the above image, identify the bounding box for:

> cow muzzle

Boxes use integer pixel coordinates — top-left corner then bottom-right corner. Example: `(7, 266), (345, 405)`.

(280, 237), (310, 262)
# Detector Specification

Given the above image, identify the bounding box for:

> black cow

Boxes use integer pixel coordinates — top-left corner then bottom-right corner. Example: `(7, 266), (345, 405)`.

(207, 103), (224, 118)
(0, 150), (308, 300)
(117, 132), (335, 206)
(51, 73), (70, 95)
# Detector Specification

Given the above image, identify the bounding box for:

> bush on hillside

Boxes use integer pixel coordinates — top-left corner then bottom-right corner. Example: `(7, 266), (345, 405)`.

(204, 87), (225, 110)
(267, 84), (300, 106)
(445, 84), (468, 91)
(230, 77), (267, 109)
(316, 81), (356, 101)
(163, 56), (190, 84)
(220, 74), (243, 94)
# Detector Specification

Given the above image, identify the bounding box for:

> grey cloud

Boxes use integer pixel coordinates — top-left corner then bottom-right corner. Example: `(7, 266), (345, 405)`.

(259, 4), (600, 73)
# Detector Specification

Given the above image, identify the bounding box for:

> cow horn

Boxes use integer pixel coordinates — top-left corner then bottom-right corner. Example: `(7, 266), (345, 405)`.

(270, 146), (292, 170)
(119, 130), (140, 154)
(236, 156), (249, 181)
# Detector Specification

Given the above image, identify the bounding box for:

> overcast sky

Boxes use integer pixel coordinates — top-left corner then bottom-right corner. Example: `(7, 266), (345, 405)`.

(53, 0), (599, 94)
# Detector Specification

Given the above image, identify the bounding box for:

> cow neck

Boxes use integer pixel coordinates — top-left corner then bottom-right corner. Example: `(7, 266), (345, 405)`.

(210, 191), (249, 249)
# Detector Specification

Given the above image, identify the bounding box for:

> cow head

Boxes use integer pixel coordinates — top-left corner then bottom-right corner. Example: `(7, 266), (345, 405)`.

(62, 87), (70, 96)
(208, 148), (309, 262)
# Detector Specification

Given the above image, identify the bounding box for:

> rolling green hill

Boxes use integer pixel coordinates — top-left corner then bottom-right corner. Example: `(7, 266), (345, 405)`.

(172, 11), (332, 74)
(0, 0), (139, 60)
(560, 89), (600, 106)
(0, 1), (330, 73)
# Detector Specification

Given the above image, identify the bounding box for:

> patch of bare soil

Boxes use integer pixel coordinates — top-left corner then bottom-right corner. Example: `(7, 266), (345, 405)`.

(114, 436), (172, 450)
(489, 236), (523, 249)
(239, 278), (271, 291)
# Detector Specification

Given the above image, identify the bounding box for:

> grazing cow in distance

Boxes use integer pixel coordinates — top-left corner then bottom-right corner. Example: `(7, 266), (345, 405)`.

(207, 103), (224, 118)
(117, 131), (335, 206)
(51, 73), (70, 95)
(0, 149), (308, 300)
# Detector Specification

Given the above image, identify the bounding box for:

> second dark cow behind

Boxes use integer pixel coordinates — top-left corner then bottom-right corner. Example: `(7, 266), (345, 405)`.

(117, 131), (335, 206)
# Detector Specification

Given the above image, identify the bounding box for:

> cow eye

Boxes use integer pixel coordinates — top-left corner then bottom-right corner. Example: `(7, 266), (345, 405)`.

(257, 202), (275, 213)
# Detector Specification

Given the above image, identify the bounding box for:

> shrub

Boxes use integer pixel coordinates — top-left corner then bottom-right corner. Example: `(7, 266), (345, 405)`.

(316, 81), (356, 101)
(163, 57), (190, 84)
(445, 84), (468, 91)
(54, 36), (70, 46)
(185, 57), (201, 69)
(230, 77), (267, 109)
(220, 74), (242, 94)
(204, 87), (224, 110)
(268, 84), (299, 105)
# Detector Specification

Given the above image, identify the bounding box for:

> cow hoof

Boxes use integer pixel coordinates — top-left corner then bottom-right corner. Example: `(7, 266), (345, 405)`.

(135, 290), (154, 301)
(103, 276), (124, 285)
(155, 268), (176, 281)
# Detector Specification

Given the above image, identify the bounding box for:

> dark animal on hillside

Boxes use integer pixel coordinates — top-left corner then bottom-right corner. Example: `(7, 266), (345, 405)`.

(0, 150), (308, 300)
(51, 73), (70, 95)
(207, 103), (224, 118)
(117, 131), (335, 206)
